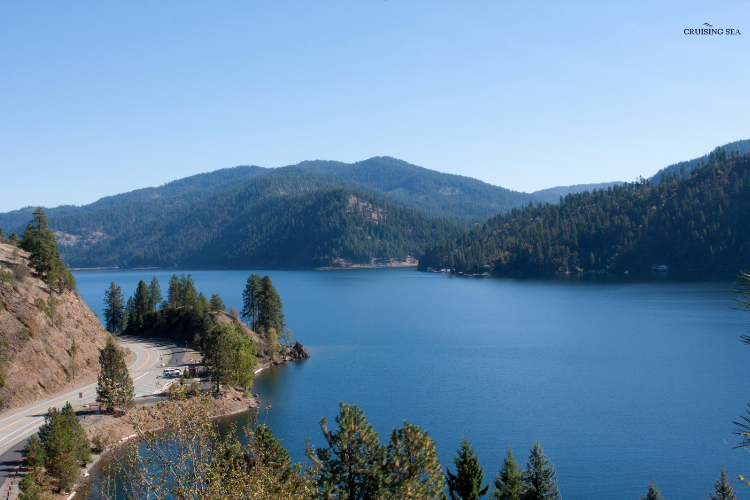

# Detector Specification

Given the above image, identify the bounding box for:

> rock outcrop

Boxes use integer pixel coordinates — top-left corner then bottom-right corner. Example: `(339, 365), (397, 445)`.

(289, 342), (310, 359)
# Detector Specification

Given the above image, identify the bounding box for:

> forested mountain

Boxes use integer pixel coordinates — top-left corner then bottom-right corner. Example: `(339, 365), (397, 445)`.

(296, 156), (537, 223)
(0, 165), (266, 233)
(531, 182), (625, 204)
(56, 168), (461, 269)
(419, 149), (750, 275)
(650, 138), (750, 185)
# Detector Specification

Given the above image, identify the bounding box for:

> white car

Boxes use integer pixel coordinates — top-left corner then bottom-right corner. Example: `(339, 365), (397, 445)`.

(162, 368), (182, 378)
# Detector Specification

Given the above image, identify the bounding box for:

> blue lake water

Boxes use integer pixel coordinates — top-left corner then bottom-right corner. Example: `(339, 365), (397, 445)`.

(73, 268), (750, 499)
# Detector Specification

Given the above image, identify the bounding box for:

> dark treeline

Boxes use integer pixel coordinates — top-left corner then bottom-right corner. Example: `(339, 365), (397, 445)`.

(64, 180), (462, 269)
(103, 274), (228, 343)
(419, 150), (750, 275)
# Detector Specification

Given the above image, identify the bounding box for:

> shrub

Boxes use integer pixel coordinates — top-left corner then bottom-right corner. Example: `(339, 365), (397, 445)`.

(13, 263), (31, 281)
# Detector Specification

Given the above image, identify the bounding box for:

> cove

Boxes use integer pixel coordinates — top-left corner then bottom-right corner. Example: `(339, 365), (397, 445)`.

(73, 268), (750, 499)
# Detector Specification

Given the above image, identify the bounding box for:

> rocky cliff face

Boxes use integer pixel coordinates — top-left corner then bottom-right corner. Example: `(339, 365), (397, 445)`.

(0, 242), (111, 413)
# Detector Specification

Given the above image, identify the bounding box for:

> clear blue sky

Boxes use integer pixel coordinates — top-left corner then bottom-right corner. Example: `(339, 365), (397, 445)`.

(1, 1), (748, 212)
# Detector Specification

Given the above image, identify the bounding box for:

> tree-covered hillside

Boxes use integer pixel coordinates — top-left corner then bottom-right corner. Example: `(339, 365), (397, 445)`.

(296, 156), (537, 224)
(650, 138), (750, 184)
(0, 165), (266, 233)
(58, 168), (461, 269)
(419, 150), (750, 275)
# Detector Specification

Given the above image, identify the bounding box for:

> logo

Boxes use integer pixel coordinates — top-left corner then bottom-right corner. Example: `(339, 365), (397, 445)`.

(685, 23), (741, 35)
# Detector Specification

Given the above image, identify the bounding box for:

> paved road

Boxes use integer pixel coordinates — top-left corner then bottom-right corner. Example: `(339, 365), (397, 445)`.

(0, 336), (187, 482)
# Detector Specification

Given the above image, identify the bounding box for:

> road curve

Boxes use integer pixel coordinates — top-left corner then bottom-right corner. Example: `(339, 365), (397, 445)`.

(0, 335), (187, 481)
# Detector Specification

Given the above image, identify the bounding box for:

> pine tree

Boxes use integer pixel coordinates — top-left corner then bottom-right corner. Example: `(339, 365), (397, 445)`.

(446, 437), (489, 500)
(96, 336), (134, 412)
(148, 276), (162, 312)
(241, 274), (262, 330)
(20, 208), (58, 277)
(179, 274), (198, 307)
(21, 435), (46, 469)
(209, 293), (226, 312)
(244, 424), (295, 482)
(384, 421), (446, 499)
(167, 274), (181, 307)
(103, 282), (125, 333)
(640, 480), (663, 500)
(316, 402), (386, 499)
(8, 232), (18, 246)
(492, 445), (524, 500)
(259, 275), (285, 335)
(133, 280), (151, 325)
(522, 442), (560, 500)
(708, 468), (736, 500)
(37, 403), (90, 491)
(61, 403), (91, 465)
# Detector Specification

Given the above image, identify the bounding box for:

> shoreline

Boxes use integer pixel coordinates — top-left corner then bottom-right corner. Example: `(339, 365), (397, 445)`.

(69, 261), (419, 272)
(69, 387), (259, 500)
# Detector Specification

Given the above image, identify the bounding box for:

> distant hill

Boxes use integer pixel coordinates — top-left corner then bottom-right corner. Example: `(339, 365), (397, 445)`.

(0, 165), (267, 234)
(419, 150), (750, 274)
(296, 156), (537, 224)
(649, 138), (750, 184)
(531, 182), (625, 204)
(53, 168), (462, 269)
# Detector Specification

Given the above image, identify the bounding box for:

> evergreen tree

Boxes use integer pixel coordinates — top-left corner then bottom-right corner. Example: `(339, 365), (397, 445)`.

(708, 468), (736, 500)
(492, 445), (525, 500)
(447, 437), (489, 500)
(18, 468), (52, 500)
(8, 232), (18, 246)
(37, 403), (90, 491)
(241, 274), (262, 330)
(316, 402), (386, 499)
(167, 274), (181, 307)
(102, 282), (125, 333)
(133, 279), (151, 324)
(148, 276), (162, 312)
(20, 208), (58, 277)
(61, 403), (91, 465)
(96, 336), (134, 412)
(179, 274), (199, 307)
(209, 293), (226, 312)
(383, 421), (446, 500)
(259, 275), (285, 335)
(123, 296), (135, 329)
(522, 442), (560, 500)
(640, 480), (663, 500)
(243, 424), (296, 482)
(21, 435), (46, 469)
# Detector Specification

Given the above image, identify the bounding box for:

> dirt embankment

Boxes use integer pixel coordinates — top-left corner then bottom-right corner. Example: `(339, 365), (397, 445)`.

(0, 242), (112, 413)
(78, 386), (258, 446)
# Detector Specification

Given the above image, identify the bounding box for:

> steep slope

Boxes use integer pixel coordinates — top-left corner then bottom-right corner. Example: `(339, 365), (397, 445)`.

(57, 168), (461, 269)
(0, 242), (111, 413)
(297, 156), (537, 223)
(419, 151), (750, 275)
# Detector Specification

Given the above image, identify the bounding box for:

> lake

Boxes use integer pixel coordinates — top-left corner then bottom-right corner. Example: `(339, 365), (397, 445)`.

(73, 268), (750, 499)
